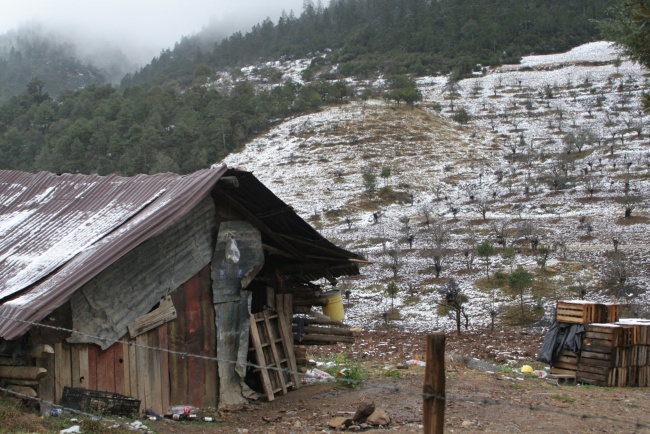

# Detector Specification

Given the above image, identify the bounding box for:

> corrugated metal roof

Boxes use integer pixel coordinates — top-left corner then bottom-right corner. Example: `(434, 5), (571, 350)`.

(0, 166), (227, 340)
(215, 169), (363, 281)
(0, 165), (362, 341)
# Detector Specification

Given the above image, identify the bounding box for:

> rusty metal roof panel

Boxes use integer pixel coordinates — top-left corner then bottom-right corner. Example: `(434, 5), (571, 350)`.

(0, 165), (227, 340)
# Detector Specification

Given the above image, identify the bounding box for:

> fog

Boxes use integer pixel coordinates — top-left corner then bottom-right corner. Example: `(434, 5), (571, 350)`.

(0, 0), (307, 66)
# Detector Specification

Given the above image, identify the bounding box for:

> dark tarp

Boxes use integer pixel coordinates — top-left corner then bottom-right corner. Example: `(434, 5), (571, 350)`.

(537, 321), (585, 365)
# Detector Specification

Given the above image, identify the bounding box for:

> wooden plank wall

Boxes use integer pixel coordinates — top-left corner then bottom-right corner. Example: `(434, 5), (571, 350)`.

(43, 265), (218, 414)
(168, 266), (218, 408)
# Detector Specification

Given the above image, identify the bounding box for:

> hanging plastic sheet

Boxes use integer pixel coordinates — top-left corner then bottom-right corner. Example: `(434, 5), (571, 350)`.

(537, 320), (585, 365)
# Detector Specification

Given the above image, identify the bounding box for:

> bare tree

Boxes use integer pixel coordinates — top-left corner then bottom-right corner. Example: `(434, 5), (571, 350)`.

(603, 252), (636, 300)
(517, 220), (540, 250)
(421, 206), (433, 227)
(428, 222), (450, 278)
(624, 192), (640, 219)
(462, 225), (478, 271)
(385, 245), (402, 278)
(473, 195), (490, 220)
(583, 174), (600, 197)
(438, 279), (469, 335)
(490, 219), (511, 247)
(553, 234), (569, 260)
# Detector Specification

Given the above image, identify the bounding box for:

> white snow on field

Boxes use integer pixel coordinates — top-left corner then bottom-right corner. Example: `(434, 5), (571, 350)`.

(224, 42), (650, 334)
(516, 41), (619, 67)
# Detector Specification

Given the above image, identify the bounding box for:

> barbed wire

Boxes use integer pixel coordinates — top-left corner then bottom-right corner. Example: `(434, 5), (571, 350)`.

(1, 312), (650, 430)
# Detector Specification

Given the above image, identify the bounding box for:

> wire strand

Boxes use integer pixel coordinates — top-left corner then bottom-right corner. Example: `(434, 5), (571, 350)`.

(1, 312), (650, 429)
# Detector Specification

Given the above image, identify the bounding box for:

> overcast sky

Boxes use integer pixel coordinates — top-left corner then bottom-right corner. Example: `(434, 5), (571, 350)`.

(0, 0), (306, 63)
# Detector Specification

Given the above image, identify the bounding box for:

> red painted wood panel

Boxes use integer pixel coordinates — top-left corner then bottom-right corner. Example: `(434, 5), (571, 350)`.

(96, 345), (116, 392)
(113, 343), (126, 395)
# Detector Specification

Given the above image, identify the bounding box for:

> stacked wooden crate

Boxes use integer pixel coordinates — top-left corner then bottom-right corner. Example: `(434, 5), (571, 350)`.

(577, 323), (632, 386)
(550, 301), (650, 387)
(616, 319), (650, 387)
(550, 301), (619, 376)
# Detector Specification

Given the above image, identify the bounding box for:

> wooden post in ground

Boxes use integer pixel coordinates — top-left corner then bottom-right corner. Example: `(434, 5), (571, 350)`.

(423, 333), (445, 434)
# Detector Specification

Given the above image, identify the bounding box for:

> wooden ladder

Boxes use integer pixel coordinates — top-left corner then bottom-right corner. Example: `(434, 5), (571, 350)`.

(249, 297), (300, 401)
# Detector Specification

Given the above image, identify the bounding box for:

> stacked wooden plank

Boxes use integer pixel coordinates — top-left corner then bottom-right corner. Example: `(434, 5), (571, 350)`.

(577, 324), (632, 386)
(0, 344), (54, 402)
(616, 319), (650, 387)
(574, 321), (650, 387)
(292, 316), (354, 345)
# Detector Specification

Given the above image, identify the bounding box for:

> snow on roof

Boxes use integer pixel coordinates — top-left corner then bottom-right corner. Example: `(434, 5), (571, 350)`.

(0, 166), (227, 340)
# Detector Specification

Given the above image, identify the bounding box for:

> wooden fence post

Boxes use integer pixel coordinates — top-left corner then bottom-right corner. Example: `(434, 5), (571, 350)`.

(423, 333), (445, 434)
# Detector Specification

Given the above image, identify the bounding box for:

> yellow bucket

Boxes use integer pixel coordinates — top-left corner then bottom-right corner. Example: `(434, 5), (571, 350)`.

(323, 292), (345, 321)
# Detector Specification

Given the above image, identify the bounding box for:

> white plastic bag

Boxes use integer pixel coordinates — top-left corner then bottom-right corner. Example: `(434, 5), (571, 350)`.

(301, 368), (335, 384)
(226, 236), (240, 264)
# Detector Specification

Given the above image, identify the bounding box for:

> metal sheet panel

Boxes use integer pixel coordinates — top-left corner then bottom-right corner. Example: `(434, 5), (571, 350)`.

(0, 165), (227, 340)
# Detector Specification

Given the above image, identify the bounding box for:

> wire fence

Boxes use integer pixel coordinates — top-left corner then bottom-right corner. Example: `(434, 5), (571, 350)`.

(1, 311), (650, 431)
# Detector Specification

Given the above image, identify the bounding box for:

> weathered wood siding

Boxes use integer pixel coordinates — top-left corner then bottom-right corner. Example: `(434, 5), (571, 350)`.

(168, 265), (218, 408)
(40, 265), (217, 414)
(68, 197), (217, 349)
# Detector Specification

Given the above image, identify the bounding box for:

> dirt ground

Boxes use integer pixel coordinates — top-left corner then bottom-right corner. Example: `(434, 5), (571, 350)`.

(143, 329), (650, 433)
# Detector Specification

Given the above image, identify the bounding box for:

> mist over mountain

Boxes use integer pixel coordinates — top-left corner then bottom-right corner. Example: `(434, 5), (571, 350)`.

(0, 23), (130, 102)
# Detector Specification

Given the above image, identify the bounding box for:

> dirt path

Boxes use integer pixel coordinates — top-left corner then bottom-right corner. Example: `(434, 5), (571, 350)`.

(144, 330), (650, 433)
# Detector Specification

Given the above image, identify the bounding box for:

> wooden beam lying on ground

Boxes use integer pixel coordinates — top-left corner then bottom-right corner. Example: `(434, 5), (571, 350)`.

(0, 366), (47, 381)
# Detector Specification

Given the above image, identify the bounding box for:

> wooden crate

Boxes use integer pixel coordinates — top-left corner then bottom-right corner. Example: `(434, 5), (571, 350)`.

(576, 364), (609, 386)
(584, 324), (632, 348)
(617, 320), (650, 345)
(604, 304), (620, 323)
(556, 301), (599, 324)
(550, 348), (578, 376)
(556, 301), (621, 324)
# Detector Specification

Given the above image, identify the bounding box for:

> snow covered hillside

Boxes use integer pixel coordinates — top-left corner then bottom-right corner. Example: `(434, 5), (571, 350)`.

(224, 42), (650, 333)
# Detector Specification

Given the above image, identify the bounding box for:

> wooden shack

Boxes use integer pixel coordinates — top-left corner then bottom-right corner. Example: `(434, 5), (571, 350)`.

(0, 165), (363, 414)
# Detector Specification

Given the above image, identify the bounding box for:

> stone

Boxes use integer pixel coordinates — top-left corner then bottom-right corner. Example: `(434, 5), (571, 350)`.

(327, 417), (349, 429)
(366, 408), (391, 426)
(396, 363), (409, 370)
(462, 420), (474, 428)
(352, 398), (375, 422)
